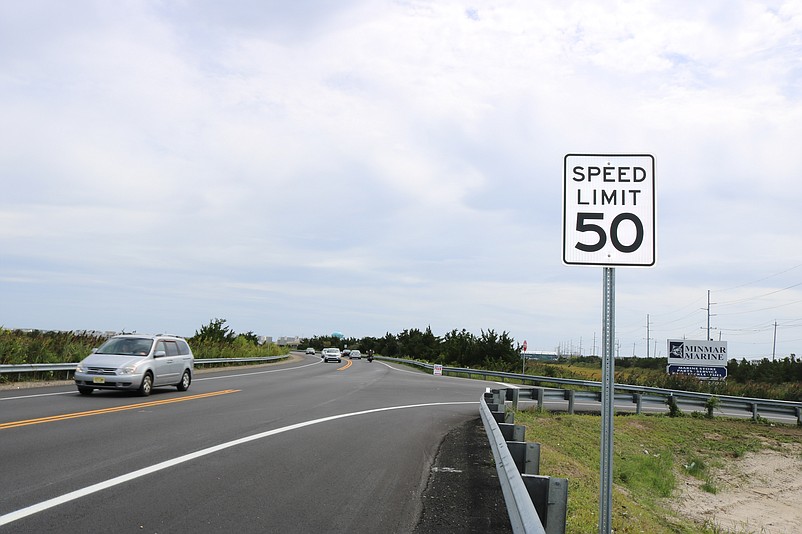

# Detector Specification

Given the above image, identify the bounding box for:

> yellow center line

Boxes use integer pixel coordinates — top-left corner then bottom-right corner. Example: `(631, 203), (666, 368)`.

(337, 359), (352, 371)
(0, 389), (240, 430)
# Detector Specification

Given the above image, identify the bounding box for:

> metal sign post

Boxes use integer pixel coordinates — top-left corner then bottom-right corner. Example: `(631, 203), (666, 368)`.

(600, 267), (615, 533)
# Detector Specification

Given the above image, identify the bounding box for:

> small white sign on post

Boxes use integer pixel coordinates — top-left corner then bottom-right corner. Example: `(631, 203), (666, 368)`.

(433, 364), (443, 376)
(563, 154), (655, 267)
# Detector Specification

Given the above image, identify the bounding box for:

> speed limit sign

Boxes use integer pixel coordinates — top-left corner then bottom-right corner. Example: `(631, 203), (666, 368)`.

(563, 154), (655, 267)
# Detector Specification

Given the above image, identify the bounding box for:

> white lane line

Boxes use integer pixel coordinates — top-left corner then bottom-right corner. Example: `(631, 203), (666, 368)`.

(0, 400), (476, 527)
(377, 361), (425, 375)
(0, 391), (74, 401)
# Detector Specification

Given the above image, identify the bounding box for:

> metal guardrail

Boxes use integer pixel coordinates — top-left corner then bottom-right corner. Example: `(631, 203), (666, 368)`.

(481, 388), (568, 534)
(480, 389), (546, 533)
(0, 356), (288, 377)
(378, 357), (802, 424)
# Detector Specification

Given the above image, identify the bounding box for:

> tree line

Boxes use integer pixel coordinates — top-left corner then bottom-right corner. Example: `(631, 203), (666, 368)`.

(3, 321), (801, 388)
(302, 327), (521, 370)
(0, 319), (282, 366)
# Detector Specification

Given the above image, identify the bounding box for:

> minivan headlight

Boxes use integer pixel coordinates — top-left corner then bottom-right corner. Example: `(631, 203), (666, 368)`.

(119, 366), (137, 375)
(75, 362), (86, 373)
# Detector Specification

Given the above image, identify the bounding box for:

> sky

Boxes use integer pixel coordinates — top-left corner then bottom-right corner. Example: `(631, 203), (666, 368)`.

(2, 1), (802, 361)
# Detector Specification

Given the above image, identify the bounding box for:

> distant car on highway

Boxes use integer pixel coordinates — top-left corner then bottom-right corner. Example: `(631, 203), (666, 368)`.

(74, 334), (194, 396)
(322, 348), (342, 363)
(349, 350), (362, 359)
(306, 347), (316, 355)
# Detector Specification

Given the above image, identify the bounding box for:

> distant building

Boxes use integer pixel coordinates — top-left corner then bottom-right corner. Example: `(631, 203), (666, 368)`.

(276, 336), (301, 347)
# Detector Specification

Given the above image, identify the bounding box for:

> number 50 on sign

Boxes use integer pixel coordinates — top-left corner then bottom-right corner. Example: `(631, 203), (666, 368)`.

(563, 154), (655, 267)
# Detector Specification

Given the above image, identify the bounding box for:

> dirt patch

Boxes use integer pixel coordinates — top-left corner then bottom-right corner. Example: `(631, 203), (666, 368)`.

(670, 443), (802, 533)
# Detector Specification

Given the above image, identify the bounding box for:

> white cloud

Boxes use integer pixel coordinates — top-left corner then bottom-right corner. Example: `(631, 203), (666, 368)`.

(2, 0), (802, 359)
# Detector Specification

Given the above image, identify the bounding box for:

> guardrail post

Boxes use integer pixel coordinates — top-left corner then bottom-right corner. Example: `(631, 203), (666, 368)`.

(522, 475), (568, 534)
(797, 407), (802, 426)
(512, 388), (520, 411)
(536, 387), (545, 410)
(499, 423), (526, 442)
(633, 393), (642, 415)
(487, 393), (507, 423)
(565, 390), (575, 415)
(489, 389), (505, 405)
(487, 403), (505, 423)
(508, 441), (541, 475)
(751, 402), (759, 421)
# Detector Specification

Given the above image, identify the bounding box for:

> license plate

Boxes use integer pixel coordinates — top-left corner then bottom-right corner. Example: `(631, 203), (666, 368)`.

(93, 376), (106, 384)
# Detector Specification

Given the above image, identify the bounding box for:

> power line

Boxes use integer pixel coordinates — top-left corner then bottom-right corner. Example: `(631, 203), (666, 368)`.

(716, 282), (802, 306)
(714, 263), (802, 292)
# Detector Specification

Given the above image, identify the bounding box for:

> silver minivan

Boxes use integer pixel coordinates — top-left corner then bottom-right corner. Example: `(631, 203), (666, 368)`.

(74, 334), (194, 396)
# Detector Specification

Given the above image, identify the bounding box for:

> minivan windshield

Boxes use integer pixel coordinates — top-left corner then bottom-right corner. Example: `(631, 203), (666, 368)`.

(96, 337), (153, 356)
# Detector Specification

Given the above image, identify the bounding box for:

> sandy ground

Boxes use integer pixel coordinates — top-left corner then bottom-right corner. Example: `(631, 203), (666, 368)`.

(670, 441), (802, 534)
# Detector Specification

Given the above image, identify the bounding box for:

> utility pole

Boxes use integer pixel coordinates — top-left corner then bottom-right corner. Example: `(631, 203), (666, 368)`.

(772, 321), (777, 361)
(646, 314), (651, 358)
(704, 290), (717, 341)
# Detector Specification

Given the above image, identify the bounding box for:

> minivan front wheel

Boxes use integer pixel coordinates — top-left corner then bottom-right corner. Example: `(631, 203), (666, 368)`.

(176, 370), (191, 391)
(138, 372), (153, 396)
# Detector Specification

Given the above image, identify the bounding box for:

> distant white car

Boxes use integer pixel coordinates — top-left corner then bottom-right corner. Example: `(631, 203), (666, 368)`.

(349, 350), (361, 359)
(322, 348), (342, 363)
(306, 347), (316, 355)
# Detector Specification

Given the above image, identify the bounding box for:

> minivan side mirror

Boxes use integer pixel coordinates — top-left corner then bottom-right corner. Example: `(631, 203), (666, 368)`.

(91, 348), (98, 353)
(154, 350), (167, 358)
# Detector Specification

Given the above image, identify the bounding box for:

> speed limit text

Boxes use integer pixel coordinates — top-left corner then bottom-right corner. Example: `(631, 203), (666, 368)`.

(572, 165), (647, 206)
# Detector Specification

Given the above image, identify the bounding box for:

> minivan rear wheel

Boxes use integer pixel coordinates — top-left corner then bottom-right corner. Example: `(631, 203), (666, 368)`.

(138, 373), (153, 396)
(176, 370), (191, 391)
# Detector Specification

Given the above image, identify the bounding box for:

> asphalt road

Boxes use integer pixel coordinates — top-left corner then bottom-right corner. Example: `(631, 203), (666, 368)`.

(0, 354), (502, 533)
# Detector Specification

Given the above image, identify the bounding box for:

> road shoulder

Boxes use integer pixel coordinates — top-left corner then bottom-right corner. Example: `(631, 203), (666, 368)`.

(414, 417), (512, 533)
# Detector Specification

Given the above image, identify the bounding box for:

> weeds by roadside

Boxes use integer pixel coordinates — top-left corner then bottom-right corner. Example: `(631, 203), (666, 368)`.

(514, 409), (802, 533)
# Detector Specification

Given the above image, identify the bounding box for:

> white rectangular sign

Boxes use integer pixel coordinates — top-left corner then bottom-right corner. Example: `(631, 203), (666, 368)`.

(667, 339), (728, 367)
(563, 154), (655, 266)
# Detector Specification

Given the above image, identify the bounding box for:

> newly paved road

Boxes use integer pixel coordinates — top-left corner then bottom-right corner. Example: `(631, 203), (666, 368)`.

(0, 354), (500, 533)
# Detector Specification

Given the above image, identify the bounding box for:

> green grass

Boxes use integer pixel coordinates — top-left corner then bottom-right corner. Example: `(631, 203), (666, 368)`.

(513, 409), (802, 533)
